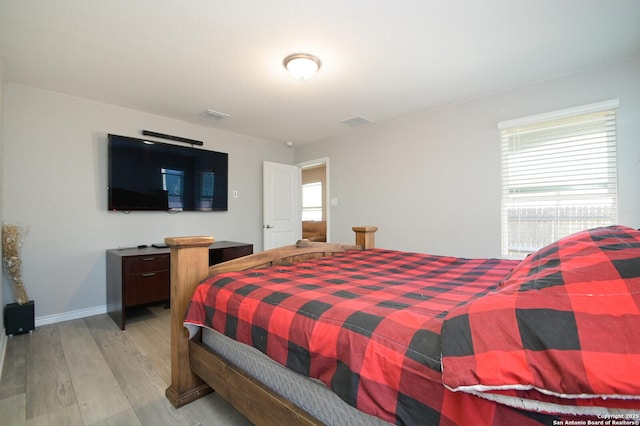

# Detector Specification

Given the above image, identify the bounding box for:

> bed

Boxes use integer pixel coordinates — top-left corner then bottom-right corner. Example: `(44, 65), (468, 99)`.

(164, 225), (640, 425)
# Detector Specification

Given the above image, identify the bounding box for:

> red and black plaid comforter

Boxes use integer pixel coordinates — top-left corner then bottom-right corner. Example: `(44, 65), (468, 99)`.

(185, 248), (545, 425)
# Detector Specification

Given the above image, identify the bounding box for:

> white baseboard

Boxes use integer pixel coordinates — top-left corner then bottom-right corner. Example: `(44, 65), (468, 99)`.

(35, 305), (107, 327)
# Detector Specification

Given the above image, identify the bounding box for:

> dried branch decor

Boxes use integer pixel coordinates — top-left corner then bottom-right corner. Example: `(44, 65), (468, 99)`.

(2, 223), (30, 305)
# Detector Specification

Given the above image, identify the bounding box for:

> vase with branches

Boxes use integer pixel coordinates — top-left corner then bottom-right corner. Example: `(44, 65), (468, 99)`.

(2, 223), (30, 305)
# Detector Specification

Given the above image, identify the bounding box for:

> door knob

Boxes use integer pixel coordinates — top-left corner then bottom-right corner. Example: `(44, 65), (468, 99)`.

(264, 224), (274, 229)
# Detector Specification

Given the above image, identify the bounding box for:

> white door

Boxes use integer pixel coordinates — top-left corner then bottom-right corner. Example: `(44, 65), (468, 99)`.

(263, 161), (301, 250)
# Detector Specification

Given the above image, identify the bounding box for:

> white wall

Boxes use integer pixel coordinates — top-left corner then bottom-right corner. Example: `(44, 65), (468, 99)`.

(2, 84), (293, 320)
(296, 57), (640, 258)
(4, 57), (640, 322)
(0, 59), (5, 332)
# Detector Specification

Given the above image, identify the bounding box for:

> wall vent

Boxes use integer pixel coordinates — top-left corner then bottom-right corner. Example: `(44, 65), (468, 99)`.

(203, 109), (230, 119)
(339, 116), (372, 127)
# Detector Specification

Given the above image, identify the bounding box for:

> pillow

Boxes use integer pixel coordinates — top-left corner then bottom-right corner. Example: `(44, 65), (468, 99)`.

(441, 225), (640, 415)
(498, 225), (640, 291)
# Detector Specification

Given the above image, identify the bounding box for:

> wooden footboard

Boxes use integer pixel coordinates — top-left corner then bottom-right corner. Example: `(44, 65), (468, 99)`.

(165, 226), (378, 418)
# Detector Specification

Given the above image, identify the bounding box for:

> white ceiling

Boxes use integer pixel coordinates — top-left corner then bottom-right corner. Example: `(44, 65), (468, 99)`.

(1, 0), (639, 145)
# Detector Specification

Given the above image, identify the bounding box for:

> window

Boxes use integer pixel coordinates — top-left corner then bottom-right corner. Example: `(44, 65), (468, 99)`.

(302, 181), (323, 221)
(162, 168), (184, 209)
(499, 100), (618, 258)
(198, 171), (215, 210)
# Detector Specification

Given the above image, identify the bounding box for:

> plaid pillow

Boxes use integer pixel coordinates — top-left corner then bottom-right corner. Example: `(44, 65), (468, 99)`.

(441, 226), (640, 415)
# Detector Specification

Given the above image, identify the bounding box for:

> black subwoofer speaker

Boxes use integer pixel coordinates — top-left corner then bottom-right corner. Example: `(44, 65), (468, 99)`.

(5, 300), (35, 335)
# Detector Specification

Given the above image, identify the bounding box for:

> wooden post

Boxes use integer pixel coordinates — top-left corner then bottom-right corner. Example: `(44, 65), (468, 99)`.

(164, 236), (215, 408)
(352, 226), (378, 249)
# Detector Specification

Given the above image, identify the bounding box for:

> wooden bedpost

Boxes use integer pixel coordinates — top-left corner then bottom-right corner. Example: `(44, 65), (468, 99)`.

(165, 236), (215, 408)
(352, 226), (378, 249)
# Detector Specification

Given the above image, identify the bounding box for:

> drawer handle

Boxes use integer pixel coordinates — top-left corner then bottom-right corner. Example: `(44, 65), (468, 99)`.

(141, 273), (156, 277)
(141, 257), (156, 261)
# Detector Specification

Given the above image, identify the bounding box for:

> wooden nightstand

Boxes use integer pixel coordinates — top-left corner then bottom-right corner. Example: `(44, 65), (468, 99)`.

(107, 241), (253, 329)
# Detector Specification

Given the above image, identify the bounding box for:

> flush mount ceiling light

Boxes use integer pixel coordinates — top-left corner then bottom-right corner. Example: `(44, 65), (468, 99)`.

(283, 53), (321, 80)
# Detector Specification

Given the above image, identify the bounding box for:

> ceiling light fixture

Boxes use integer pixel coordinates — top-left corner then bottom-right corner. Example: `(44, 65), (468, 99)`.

(283, 53), (321, 80)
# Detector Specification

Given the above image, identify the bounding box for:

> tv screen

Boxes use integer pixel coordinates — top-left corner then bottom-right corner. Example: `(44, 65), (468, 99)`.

(108, 134), (228, 212)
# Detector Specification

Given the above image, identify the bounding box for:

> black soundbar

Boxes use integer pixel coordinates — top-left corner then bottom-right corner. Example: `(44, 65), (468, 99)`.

(141, 130), (204, 146)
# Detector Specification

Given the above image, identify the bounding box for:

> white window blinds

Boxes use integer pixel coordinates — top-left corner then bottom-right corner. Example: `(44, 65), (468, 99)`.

(499, 100), (618, 258)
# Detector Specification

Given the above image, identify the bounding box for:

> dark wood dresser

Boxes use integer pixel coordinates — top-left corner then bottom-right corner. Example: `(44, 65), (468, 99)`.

(107, 241), (253, 329)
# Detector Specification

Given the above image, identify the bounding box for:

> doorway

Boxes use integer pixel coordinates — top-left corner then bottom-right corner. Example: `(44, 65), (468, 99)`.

(299, 158), (330, 243)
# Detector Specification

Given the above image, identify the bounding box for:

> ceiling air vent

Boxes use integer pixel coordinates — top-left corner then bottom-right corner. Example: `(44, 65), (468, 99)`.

(203, 109), (230, 120)
(339, 116), (372, 127)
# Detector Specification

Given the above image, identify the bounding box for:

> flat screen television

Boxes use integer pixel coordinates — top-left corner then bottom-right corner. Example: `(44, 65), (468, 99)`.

(108, 134), (228, 212)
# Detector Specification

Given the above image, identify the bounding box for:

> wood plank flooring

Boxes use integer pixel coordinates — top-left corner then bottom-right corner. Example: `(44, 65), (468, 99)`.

(0, 305), (254, 426)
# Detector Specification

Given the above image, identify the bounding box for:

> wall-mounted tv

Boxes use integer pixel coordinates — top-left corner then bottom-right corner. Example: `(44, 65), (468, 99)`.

(108, 134), (228, 212)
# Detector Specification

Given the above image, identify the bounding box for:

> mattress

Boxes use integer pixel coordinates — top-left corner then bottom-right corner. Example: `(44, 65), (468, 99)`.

(202, 327), (392, 426)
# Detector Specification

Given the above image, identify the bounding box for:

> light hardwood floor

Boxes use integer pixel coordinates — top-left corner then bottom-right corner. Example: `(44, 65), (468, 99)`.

(0, 305), (254, 426)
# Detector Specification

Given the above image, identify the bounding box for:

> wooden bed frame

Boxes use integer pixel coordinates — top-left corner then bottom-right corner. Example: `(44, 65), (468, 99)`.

(164, 226), (379, 425)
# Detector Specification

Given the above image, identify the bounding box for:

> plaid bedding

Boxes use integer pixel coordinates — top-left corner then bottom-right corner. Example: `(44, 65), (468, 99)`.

(184, 228), (640, 425)
(441, 226), (640, 417)
(184, 248), (557, 425)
